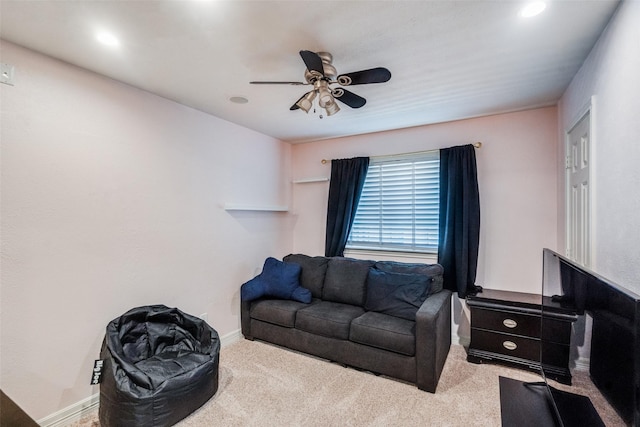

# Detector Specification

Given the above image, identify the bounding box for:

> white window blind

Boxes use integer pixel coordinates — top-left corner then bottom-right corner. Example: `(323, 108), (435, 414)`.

(346, 151), (440, 253)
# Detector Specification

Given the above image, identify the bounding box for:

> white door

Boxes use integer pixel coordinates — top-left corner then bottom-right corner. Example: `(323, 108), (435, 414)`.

(566, 112), (591, 266)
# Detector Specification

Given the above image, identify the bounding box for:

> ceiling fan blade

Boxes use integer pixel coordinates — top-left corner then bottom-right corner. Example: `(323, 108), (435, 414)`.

(337, 67), (391, 85)
(299, 50), (325, 75)
(250, 81), (308, 85)
(333, 88), (366, 109)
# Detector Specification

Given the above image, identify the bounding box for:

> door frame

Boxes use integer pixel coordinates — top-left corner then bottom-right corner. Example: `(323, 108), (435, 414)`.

(564, 96), (596, 267)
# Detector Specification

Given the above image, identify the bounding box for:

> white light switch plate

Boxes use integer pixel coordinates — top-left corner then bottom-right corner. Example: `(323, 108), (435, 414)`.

(1, 63), (15, 86)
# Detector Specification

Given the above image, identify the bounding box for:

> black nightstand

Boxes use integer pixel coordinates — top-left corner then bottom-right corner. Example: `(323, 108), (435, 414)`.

(467, 289), (577, 384)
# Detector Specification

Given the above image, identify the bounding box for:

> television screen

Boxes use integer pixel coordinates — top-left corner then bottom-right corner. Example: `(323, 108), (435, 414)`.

(541, 248), (639, 427)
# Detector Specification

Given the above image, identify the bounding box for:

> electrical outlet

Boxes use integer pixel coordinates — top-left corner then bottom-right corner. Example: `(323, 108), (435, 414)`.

(1, 63), (15, 86)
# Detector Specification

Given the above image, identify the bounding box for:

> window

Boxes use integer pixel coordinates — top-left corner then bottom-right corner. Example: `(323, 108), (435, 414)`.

(346, 151), (440, 254)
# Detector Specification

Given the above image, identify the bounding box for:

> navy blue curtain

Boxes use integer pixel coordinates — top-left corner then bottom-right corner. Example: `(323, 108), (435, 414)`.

(437, 144), (481, 298)
(325, 157), (370, 257)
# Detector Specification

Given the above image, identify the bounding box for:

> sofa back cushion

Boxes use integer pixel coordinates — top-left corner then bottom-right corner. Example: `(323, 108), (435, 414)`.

(283, 254), (329, 299)
(364, 268), (431, 320)
(323, 257), (375, 306)
(374, 261), (444, 295)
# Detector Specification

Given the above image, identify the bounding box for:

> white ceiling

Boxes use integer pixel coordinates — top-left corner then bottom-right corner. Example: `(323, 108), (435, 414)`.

(0, 0), (619, 143)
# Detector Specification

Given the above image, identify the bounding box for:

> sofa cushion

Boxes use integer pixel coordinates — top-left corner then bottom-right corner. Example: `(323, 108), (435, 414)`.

(250, 299), (312, 328)
(364, 268), (431, 320)
(323, 258), (375, 306)
(283, 254), (329, 299)
(350, 311), (416, 356)
(374, 261), (444, 295)
(241, 257), (312, 303)
(296, 301), (365, 340)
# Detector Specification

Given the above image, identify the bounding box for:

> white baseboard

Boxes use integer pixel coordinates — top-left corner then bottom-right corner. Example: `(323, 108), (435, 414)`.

(37, 393), (100, 427)
(38, 329), (244, 427)
(220, 328), (243, 347)
(574, 356), (590, 371)
(453, 333), (467, 347)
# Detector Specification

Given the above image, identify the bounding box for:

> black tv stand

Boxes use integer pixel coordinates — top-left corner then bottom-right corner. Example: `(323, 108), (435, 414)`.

(549, 386), (605, 427)
(523, 381), (547, 388)
(499, 376), (604, 427)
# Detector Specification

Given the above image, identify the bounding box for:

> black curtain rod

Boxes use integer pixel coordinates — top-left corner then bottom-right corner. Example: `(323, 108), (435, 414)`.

(321, 142), (482, 164)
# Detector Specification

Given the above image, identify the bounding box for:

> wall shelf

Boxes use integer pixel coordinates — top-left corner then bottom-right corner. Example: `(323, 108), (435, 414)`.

(292, 177), (329, 184)
(224, 204), (288, 212)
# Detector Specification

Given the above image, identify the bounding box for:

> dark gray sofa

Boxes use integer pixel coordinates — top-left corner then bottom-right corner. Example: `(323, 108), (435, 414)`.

(241, 254), (452, 393)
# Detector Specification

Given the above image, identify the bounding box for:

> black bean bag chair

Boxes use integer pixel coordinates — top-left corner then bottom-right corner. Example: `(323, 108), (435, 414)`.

(99, 305), (220, 427)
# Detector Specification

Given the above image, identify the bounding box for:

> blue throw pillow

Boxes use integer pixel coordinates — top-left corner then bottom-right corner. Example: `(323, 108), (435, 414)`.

(241, 276), (270, 301)
(241, 257), (312, 303)
(364, 268), (431, 320)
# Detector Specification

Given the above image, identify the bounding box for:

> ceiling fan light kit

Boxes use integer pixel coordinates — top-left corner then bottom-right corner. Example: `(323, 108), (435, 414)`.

(251, 50), (391, 118)
(296, 91), (316, 113)
(324, 99), (340, 116)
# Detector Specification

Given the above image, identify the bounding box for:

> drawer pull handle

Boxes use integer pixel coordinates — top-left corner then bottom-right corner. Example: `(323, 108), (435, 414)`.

(503, 341), (517, 351)
(503, 319), (518, 328)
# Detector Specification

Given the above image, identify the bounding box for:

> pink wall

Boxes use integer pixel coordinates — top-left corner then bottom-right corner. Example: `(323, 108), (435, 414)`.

(0, 41), (293, 420)
(291, 106), (559, 296)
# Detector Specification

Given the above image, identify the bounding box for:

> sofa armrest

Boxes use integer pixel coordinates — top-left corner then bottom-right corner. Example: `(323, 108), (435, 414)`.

(240, 299), (254, 340)
(415, 289), (452, 392)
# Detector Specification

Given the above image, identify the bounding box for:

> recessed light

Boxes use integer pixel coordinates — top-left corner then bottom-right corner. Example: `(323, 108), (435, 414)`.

(96, 31), (120, 47)
(229, 96), (249, 104)
(520, 1), (546, 18)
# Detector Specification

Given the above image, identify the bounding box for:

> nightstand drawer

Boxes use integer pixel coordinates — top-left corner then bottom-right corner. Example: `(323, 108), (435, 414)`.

(471, 307), (540, 337)
(470, 329), (540, 361)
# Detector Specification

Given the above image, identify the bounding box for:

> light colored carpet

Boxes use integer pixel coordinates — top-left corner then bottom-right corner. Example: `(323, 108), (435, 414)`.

(73, 339), (626, 426)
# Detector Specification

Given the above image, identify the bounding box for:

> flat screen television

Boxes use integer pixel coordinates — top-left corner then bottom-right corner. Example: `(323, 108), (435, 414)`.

(541, 248), (640, 427)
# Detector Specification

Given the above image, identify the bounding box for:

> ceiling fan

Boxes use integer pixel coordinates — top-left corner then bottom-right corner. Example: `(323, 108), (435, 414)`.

(250, 50), (391, 117)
